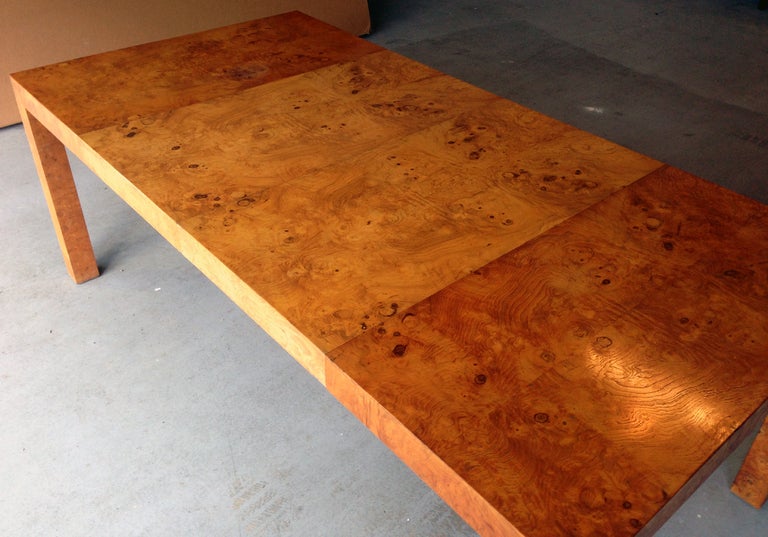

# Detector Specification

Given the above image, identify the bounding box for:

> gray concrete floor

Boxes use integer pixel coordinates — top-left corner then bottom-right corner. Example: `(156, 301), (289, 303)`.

(1, 1), (767, 536)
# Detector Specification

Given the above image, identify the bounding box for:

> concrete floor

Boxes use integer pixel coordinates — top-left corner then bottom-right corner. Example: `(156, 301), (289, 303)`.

(1, 1), (767, 536)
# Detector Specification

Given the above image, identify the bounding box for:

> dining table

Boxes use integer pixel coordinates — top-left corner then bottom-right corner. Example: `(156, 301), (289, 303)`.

(11, 11), (768, 536)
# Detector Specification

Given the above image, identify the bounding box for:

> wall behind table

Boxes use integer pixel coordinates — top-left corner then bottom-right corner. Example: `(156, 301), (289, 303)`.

(1, 0), (370, 127)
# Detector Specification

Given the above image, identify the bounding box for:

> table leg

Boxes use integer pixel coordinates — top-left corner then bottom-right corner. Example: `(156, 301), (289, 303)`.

(732, 414), (768, 508)
(19, 111), (99, 284)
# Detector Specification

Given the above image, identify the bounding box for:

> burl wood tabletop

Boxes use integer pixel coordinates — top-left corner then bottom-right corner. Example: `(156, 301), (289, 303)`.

(329, 166), (768, 536)
(11, 11), (768, 537)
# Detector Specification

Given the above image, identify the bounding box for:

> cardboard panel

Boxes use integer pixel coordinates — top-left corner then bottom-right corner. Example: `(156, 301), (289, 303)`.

(0, 0), (370, 127)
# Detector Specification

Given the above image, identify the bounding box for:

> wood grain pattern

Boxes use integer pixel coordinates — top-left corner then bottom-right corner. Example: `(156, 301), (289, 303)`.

(732, 414), (768, 508)
(11, 12), (768, 537)
(328, 166), (768, 537)
(77, 49), (660, 353)
(10, 12), (381, 134)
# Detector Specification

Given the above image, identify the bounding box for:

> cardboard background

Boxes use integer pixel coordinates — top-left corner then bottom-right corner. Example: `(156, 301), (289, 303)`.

(1, 0), (370, 127)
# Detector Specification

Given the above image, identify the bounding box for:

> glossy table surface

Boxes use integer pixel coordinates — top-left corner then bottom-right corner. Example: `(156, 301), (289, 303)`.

(11, 11), (768, 537)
